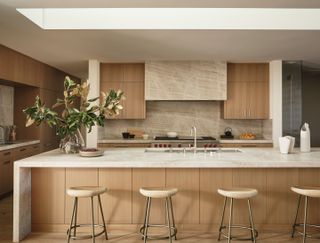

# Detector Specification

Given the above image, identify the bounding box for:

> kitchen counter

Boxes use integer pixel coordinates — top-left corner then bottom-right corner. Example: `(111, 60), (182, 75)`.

(13, 147), (320, 242)
(0, 140), (40, 151)
(15, 147), (320, 168)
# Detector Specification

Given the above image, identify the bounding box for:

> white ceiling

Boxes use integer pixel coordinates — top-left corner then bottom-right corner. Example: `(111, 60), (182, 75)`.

(1, 0), (320, 79)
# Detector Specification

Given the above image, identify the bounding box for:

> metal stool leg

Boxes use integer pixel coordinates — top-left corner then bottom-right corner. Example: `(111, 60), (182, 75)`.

(248, 199), (256, 243)
(166, 197), (172, 243)
(228, 198), (234, 243)
(143, 197), (152, 243)
(169, 197), (177, 240)
(98, 195), (108, 240)
(73, 197), (78, 237)
(303, 196), (308, 243)
(218, 197), (228, 241)
(67, 197), (77, 243)
(91, 196), (95, 243)
(292, 195), (302, 238)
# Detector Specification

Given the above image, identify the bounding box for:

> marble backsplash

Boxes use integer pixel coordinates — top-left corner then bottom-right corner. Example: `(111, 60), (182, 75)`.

(99, 101), (272, 139)
(0, 85), (14, 125)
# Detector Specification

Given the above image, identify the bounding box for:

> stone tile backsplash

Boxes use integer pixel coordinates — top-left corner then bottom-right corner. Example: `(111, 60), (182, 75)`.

(99, 101), (272, 139)
(0, 85), (14, 125)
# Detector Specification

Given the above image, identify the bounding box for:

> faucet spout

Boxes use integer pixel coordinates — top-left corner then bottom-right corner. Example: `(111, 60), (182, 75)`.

(190, 126), (197, 153)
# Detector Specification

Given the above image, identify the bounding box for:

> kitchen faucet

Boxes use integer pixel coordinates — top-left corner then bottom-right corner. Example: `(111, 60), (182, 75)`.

(190, 126), (197, 153)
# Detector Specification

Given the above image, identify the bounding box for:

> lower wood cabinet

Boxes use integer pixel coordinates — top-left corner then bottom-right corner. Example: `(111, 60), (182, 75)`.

(0, 144), (40, 197)
(31, 168), (320, 231)
(98, 143), (151, 148)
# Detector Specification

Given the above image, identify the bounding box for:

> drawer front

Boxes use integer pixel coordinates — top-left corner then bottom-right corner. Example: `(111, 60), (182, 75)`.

(12, 144), (41, 161)
(0, 150), (12, 161)
(98, 143), (151, 148)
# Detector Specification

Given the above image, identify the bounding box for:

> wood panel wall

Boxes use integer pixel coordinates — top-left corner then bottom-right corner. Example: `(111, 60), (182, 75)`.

(31, 168), (320, 233)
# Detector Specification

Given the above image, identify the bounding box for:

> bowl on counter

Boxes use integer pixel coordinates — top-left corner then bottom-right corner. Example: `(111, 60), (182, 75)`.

(142, 134), (149, 140)
(122, 132), (130, 139)
(167, 132), (178, 138)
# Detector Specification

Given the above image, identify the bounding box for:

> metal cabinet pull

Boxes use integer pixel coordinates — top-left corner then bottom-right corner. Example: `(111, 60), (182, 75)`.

(20, 148), (26, 152)
(3, 160), (10, 165)
(3, 152), (11, 156)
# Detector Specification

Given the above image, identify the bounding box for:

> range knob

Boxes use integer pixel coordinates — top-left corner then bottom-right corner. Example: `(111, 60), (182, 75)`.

(159, 144), (163, 148)
(164, 144), (167, 148)
(154, 144), (158, 148)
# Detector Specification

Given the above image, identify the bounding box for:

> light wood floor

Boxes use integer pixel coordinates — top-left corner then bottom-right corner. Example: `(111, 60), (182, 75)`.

(0, 195), (318, 243)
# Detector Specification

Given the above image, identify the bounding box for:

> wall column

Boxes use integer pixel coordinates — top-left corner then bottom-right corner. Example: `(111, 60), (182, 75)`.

(269, 60), (282, 147)
(86, 60), (100, 148)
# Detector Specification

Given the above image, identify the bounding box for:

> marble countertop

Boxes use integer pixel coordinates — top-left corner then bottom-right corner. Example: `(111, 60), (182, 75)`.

(15, 147), (320, 168)
(98, 138), (273, 144)
(0, 140), (40, 151)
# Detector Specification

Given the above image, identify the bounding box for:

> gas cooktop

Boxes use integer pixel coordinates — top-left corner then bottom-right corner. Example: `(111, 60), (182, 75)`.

(154, 136), (216, 141)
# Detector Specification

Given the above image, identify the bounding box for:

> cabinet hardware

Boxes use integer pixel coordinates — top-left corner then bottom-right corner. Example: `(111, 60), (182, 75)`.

(3, 152), (11, 156)
(3, 160), (10, 165)
(20, 148), (26, 152)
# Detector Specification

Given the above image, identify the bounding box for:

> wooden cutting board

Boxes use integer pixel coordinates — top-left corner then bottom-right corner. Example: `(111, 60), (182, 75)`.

(127, 128), (145, 138)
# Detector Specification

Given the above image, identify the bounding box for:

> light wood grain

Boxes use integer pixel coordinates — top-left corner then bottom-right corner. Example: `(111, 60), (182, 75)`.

(132, 168), (166, 224)
(166, 169), (200, 224)
(99, 169), (132, 224)
(200, 169), (233, 224)
(65, 169), (99, 224)
(223, 63), (269, 119)
(100, 63), (145, 119)
(266, 169), (299, 224)
(32, 168), (65, 224)
(232, 169), (267, 224)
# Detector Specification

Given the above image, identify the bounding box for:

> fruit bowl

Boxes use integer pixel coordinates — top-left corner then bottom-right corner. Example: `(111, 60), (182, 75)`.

(239, 133), (256, 140)
(79, 148), (104, 157)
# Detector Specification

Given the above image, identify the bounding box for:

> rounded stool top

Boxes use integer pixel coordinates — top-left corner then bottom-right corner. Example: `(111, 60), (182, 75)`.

(291, 186), (320, 198)
(67, 186), (107, 198)
(218, 187), (258, 199)
(140, 187), (178, 198)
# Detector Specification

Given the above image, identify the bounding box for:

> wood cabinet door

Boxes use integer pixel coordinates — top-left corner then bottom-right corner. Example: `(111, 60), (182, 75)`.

(247, 82), (269, 119)
(223, 82), (247, 119)
(122, 82), (146, 119)
(0, 150), (13, 195)
(100, 63), (124, 82)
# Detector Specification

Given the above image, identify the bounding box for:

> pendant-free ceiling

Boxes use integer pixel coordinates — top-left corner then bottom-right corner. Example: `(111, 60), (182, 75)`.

(16, 8), (320, 30)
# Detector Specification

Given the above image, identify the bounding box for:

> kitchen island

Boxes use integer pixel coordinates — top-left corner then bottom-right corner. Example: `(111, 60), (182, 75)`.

(13, 148), (320, 242)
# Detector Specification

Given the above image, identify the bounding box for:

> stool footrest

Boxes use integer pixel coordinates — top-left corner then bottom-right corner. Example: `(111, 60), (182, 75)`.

(292, 223), (320, 239)
(140, 224), (177, 240)
(219, 225), (258, 241)
(67, 224), (106, 240)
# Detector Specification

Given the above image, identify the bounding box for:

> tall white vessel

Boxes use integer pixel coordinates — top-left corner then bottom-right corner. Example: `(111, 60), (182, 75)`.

(300, 123), (311, 152)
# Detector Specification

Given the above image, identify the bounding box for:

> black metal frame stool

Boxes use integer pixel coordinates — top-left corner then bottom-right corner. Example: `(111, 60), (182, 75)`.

(66, 186), (108, 243)
(291, 186), (320, 243)
(217, 187), (258, 243)
(139, 187), (178, 243)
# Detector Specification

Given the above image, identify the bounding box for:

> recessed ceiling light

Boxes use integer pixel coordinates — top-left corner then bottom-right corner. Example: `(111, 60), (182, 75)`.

(16, 8), (320, 30)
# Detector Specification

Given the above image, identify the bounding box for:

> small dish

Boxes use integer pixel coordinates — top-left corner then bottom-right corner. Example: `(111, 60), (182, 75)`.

(79, 148), (104, 157)
(167, 132), (178, 138)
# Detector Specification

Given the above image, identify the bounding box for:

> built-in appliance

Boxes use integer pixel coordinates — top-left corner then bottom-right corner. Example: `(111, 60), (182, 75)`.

(151, 136), (219, 148)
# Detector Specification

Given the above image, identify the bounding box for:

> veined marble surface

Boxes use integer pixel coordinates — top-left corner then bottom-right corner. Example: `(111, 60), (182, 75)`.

(0, 85), (14, 125)
(0, 140), (40, 151)
(145, 61), (227, 100)
(15, 147), (320, 168)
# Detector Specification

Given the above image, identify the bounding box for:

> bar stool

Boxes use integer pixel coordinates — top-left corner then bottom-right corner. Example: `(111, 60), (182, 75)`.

(139, 187), (178, 243)
(291, 186), (320, 243)
(217, 187), (258, 243)
(66, 186), (108, 243)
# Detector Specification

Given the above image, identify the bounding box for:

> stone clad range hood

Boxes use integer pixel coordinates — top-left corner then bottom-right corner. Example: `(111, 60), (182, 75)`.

(145, 61), (227, 100)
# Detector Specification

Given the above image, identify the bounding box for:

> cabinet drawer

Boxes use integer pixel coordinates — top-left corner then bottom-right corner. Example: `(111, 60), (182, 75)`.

(0, 150), (12, 161)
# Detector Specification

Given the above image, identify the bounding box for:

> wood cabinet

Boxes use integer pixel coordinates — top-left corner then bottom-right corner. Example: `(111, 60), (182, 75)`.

(222, 63), (269, 119)
(100, 63), (146, 119)
(99, 143), (151, 148)
(0, 144), (40, 197)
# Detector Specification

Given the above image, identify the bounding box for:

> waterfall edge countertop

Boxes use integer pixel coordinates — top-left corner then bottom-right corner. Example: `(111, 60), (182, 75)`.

(14, 147), (320, 168)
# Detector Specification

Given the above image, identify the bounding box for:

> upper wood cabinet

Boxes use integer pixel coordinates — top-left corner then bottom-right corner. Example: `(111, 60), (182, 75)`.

(100, 63), (146, 119)
(222, 63), (269, 119)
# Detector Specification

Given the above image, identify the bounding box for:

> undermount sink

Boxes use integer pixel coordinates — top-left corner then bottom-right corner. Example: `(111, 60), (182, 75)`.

(145, 148), (242, 153)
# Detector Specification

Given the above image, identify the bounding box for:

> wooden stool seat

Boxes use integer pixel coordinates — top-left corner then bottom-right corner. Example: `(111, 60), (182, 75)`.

(291, 186), (320, 198)
(218, 187), (258, 199)
(140, 187), (178, 198)
(67, 186), (107, 198)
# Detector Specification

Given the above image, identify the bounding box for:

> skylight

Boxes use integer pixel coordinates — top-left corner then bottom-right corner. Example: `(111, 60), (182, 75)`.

(16, 8), (320, 30)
